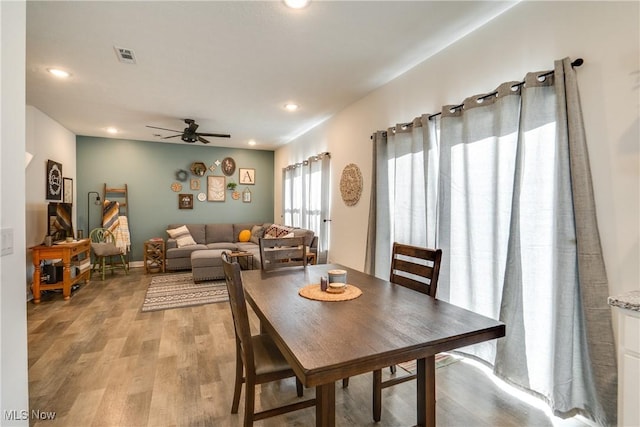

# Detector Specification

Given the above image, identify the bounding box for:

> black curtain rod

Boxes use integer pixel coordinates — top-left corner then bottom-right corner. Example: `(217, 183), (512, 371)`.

(371, 58), (585, 138)
(425, 58), (584, 120)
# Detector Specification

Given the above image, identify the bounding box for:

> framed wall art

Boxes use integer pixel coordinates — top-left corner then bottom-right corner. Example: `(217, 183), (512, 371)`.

(46, 159), (63, 201)
(190, 178), (200, 190)
(63, 177), (73, 204)
(239, 168), (255, 185)
(178, 194), (193, 209)
(242, 187), (252, 203)
(207, 176), (226, 202)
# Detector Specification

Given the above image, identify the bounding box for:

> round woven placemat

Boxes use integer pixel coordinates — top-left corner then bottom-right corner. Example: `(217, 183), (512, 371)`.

(298, 284), (362, 302)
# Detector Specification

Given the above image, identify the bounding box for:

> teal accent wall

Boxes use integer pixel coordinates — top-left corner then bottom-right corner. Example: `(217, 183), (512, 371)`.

(76, 136), (274, 261)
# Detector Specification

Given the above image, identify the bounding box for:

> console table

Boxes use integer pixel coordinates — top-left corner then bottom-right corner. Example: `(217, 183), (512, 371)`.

(30, 239), (91, 304)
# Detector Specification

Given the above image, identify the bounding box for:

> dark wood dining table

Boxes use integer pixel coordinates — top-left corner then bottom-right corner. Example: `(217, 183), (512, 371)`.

(241, 264), (505, 427)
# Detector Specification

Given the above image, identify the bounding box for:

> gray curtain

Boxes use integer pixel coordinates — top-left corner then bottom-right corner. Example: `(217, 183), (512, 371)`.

(315, 153), (331, 263)
(367, 58), (616, 426)
(282, 153), (331, 263)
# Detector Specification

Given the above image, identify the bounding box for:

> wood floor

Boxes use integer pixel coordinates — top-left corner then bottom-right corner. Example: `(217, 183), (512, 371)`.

(28, 268), (588, 426)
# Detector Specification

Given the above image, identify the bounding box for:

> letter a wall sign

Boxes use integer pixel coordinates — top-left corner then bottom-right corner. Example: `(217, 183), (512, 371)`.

(239, 168), (255, 185)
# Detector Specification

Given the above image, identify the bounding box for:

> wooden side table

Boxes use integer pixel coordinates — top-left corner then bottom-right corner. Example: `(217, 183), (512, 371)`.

(144, 239), (165, 273)
(228, 251), (254, 270)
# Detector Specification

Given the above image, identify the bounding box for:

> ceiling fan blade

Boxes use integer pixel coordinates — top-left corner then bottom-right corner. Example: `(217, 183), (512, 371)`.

(198, 136), (211, 144)
(198, 132), (231, 138)
(161, 134), (182, 140)
(146, 125), (182, 133)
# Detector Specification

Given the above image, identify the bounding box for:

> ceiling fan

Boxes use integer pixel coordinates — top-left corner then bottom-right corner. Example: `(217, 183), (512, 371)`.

(146, 118), (230, 144)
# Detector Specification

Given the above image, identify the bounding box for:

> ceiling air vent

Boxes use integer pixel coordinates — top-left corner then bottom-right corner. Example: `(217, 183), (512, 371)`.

(114, 46), (136, 64)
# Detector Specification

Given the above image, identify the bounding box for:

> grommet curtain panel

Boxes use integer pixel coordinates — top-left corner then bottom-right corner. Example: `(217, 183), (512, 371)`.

(283, 153), (331, 263)
(365, 58), (616, 426)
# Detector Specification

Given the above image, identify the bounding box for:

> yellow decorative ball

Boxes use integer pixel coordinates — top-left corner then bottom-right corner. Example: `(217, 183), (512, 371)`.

(238, 229), (251, 242)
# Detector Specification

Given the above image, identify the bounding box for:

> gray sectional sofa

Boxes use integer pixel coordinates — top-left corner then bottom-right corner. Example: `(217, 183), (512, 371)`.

(165, 222), (315, 282)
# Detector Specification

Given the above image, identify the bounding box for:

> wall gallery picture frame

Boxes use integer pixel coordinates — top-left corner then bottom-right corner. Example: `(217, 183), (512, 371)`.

(242, 187), (252, 203)
(207, 176), (226, 202)
(46, 159), (63, 201)
(239, 168), (256, 185)
(178, 193), (193, 209)
(63, 177), (73, 204)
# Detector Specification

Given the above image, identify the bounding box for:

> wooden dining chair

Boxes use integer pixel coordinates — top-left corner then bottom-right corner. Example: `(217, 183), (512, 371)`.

(372, 242), (442, 422)
(89, 227), (128, 281)
(259, 237), (307, 271)
(221, 252), (315, 426)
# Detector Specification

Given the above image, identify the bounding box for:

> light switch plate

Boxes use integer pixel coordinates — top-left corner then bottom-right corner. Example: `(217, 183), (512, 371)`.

(1, 228), (14, 256)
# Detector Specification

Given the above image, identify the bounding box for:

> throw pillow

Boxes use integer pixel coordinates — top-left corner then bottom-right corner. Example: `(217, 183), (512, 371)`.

(238, 229), (251, 242)
(166, 225), (197, 248)
(250, 225), (264, 244)
(264, 224), (294, 239)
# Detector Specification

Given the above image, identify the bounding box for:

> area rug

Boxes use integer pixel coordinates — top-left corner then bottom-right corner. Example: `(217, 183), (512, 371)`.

(141, 273), (228, 312)
(398, 353), (459, 373)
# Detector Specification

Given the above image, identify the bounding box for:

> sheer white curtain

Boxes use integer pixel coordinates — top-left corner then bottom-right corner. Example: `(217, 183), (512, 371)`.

(365, 58), (616, 426)
(282, 153), (331, 263)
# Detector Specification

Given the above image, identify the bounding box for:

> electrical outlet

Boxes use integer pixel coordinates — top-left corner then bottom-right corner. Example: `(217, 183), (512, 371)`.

(1, 228), (14, 256)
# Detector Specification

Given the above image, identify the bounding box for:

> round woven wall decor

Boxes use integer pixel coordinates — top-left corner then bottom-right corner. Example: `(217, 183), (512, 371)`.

(340, 163), (363, 207)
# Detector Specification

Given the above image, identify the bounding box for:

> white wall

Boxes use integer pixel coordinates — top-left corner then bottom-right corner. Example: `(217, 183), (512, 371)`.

(276, 1), (640, 298)
(25, 106), (76, 290)
(1, 0), (29, 423)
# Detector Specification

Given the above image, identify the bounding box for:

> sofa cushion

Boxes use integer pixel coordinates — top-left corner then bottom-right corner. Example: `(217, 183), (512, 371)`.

(233, 223), (258, 242)
(191, 249), (225, 268)
(167, 224), (205, 244)
(250, 225), (265, 244)
(238, 229), (251, 242)
(165, 244), (208, 258)
(206, 223), (234, 243)
(264, 224), (294, 239)
(206, 242), (238, 250)
(291, 228), (315, 247)
(166, 225), (197, 247)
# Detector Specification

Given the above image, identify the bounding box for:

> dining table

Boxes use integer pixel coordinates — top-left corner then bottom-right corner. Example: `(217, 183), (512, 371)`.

(241, 263), (506, 427)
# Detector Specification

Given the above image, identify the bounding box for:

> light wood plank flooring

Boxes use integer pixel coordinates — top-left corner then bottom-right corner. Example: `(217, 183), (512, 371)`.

(28, 268), (589, 426)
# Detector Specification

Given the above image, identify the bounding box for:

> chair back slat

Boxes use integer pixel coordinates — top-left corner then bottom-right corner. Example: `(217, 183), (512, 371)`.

(259, 237), (307, 271)
(221, 252), (255, 368)
(389, 242), (442, 298)
(90, 228), (115, 244)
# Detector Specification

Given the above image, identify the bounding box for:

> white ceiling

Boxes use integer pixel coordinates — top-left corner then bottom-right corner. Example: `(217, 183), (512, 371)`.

(26, 1), (516, 150)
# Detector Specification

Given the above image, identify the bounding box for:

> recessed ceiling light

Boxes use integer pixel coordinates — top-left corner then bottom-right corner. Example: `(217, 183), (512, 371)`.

(47, 68), (71, 78)
(248, 140), (257, 146)
(284, 103), (299, 112)
(106, 127), (118, 134)
(283, 0), (310, 9)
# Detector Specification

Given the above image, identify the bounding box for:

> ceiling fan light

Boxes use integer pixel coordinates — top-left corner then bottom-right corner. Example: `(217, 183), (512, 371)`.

(283, 0), (310, 9)
(47, 68), (71, 78)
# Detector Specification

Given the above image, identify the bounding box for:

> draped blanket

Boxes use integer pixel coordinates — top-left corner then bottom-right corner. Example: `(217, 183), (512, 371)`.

(102, 200), (131, 254)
